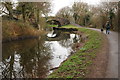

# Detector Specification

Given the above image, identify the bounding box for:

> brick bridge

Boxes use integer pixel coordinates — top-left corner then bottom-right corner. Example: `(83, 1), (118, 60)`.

(46, 17), (70, 27)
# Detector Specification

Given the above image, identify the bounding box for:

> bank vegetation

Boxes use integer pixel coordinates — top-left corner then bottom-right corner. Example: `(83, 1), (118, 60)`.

(48, 25), (108, 78)
(1, 2), (51, 42)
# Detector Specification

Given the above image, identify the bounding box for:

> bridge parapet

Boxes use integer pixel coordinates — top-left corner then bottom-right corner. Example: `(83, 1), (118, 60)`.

(47, 17), (70, 27)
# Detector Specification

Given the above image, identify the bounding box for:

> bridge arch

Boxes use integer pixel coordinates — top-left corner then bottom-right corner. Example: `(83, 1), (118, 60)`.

(46, 17), (70, 27)
(46, 20), (61, 27)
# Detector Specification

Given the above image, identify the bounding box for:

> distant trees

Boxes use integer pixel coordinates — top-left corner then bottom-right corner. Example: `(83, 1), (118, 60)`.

(1, 2), (51, 30)
(72, 2), (90, 26)
(15, 2), (51, 25)
(56, 6), (74, 23)
(99, 2), (118, 30)
(56, 7), (72, 19)
(1, 1), (118, 31)
(56, 1), (118, 31)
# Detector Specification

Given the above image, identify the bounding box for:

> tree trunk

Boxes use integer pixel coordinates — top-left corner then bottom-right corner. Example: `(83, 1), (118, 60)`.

(37, 9), (40, 23)
(22, 4), (26, 22)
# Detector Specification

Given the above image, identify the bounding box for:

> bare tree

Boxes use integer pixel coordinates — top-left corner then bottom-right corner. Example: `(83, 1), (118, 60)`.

(72, 2), (90, 26)
(56, 6), (74, 23)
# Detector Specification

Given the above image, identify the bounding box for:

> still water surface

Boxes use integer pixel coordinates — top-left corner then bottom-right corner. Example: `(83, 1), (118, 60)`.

(1, 32), (80, 78)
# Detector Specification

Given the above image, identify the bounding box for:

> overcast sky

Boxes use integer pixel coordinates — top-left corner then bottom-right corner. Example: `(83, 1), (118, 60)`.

(51, 0), (101, 16)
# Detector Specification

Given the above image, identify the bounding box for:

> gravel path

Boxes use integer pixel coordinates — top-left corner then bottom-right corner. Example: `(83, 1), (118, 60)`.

(73, 24), (118, 78)
(86, 28), (118, 78)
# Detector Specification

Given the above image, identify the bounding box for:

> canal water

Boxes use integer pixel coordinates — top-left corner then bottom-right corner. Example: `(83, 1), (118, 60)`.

(0, 31), (81, 78)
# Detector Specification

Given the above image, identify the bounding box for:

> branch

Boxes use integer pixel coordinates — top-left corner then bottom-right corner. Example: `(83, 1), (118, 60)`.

(2, 10), (9, 15)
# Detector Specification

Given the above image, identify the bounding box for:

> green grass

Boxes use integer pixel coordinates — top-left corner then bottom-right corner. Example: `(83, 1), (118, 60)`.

(47, 24), (77, 28)
(62, 25), (79, 28)
(48, 25), (103, 78)
(47, 24), (58, 27)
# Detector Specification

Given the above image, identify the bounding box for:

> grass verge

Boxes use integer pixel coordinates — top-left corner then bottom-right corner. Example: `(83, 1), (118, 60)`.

(47, 24), (58, 27)
(48, 25), (103, 78)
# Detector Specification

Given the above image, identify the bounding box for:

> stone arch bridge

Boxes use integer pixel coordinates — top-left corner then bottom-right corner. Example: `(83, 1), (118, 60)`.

(46, 17), (70, 27)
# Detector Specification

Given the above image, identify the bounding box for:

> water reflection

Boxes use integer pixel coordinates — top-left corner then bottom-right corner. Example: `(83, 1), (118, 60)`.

(2, 37), (52, 78)
(1, 32), (81, 78)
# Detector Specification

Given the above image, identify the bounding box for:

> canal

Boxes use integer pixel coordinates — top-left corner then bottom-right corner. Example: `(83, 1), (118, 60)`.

(1, 31), (81, 78)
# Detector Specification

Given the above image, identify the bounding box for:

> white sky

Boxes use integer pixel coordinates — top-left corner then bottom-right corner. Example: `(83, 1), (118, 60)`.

(51, 0), (100, 16)
(2, 0), (101, 16)
(51, 0), (74, 15)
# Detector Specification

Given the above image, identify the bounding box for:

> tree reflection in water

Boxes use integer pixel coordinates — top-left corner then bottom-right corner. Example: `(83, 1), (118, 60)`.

(2, 35), (52, 78)
(58, 33), (81, 48)
(1, 32), (81, 78)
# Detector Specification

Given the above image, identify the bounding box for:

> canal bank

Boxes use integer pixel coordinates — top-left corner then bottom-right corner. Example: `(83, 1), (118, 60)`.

(2, 20), (45, 43)
(1, 27), (82, 78)
(48, 25), (109, 78)
(1, 23), (109, 78)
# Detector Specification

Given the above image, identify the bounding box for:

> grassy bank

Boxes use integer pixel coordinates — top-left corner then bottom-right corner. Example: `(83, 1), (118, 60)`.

(47, 24), (58, 27)
(48, 25), (103, 78)
(2, 20), (43, 42)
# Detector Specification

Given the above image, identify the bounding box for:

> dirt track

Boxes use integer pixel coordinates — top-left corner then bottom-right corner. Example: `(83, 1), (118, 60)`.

(87, 28), (118, 78)
(73, 24), (118, 78)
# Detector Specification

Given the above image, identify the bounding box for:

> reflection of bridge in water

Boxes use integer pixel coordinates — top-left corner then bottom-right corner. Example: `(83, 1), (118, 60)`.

(46, 30), (80, 42)
(46, 32), (70, 41)
(46, 17), (70, 27)
(1, 30), (81, 78)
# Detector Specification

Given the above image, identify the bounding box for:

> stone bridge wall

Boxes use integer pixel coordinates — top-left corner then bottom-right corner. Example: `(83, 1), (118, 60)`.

(47, 17), (70, 26)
